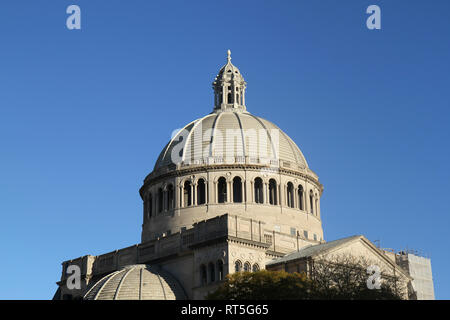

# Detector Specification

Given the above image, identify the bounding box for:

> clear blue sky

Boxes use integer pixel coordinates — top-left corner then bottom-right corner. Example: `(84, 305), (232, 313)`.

(0, 0), (449, 299)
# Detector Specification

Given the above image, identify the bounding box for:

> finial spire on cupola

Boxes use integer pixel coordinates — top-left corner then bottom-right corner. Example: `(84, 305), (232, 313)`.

(212, 50), (247, 113)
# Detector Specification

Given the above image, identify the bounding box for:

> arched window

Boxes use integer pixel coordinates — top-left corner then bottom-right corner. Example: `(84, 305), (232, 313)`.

(217, 260), (224, 281)
(208, 262), (215, 283)
(287, 182), (294, 208)
(143, 195), (149, 221)
(244, 262), (251, 272)
(227, 86), (234, 104)
(298, 185), (304, 210)
(234, 260), (242, 273)
(252, 264), (260, 272)
(184, 181), (192, 207)
(254, 178), (264, 204)
(218, 177), (227, 203)
(233, 176), (242, 203)
(158, 188), (163, 213)
(197, 179), (206, 205)
(200, 264), (207, 286)
(269, 179), (277, 205)
(167, 184), (174, 210)
(147, 193), (153, 218)
(309, 190), (314, 214)
(227, 92), (233, 104)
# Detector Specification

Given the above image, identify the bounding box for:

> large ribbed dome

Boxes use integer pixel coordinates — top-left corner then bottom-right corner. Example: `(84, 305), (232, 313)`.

(139, 51), (324, 246)
(154, 111), (308, 171)
(153, 50), (308, 173)
(83, 265), (186, 300)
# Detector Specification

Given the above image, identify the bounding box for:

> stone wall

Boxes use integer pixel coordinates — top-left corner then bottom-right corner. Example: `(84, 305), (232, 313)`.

(57, 213), (319, 299)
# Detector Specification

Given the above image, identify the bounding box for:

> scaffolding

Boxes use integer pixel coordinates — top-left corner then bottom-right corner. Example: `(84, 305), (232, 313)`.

(373, 239), (435, 300)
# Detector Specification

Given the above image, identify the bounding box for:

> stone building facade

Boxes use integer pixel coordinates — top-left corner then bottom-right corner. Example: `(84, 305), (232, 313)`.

(53, 51), (430, 300)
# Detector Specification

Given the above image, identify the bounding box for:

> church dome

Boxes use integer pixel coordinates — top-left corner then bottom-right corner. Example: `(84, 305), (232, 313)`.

(83, 264), (186, 300)
(153, 50), (308, 173)
(154, 111), (309, 171)
(140, 51), (323, 245)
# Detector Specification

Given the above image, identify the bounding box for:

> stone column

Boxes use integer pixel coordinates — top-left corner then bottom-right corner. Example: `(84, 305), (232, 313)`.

(224, 85), (229, 105)
(316, 197), (320, 217)
(304, 186), (308, 213)
(230, 180), (234, 203)
(278, 184), (283, 209)
(243, 178), (248, 202)
(293, 186), (298, 209)
(180, 185), (184, 208)
(263, 182), (268, 204)
(174, 184), (178, 210)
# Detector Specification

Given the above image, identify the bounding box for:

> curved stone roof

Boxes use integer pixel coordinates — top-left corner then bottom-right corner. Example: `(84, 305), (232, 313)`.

(83, 264), (186, 300)
(154, 111), (309, 171)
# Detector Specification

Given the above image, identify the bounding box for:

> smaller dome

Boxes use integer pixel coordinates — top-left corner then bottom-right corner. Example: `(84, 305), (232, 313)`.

(83, 264), (186, 300)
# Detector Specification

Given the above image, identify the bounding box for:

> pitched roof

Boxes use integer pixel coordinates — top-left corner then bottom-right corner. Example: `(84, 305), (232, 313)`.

(266, 235), (412, 280)
(266, 235), (363, 266)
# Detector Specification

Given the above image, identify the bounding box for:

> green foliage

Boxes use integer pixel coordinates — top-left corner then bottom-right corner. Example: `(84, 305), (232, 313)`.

(206, 256), (405, 300)
(310, 255), (404, 300)
(206, 270), (312, 300)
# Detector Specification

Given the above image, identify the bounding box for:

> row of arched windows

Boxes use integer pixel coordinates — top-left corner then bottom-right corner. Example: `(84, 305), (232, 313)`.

(184, 178), (207, 206)
(235, 260), (260, 273)
(144, 176), (320, 220)
(198, 259), (261, 286)
(286, 182), (319, 214)
(212, 177), (318, 214)
(144, 184), (175, 218)
(214, 84), (244, 106)
(200, 260), (224, 286)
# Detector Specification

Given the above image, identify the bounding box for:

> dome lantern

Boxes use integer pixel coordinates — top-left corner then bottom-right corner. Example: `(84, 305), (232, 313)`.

(212, 50), (247, 112)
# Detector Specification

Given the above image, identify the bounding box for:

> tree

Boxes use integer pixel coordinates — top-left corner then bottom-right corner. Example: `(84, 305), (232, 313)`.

(206, 270), (312, 300)
(309, 254), (405, 300)
(206, 255), (405, 300)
